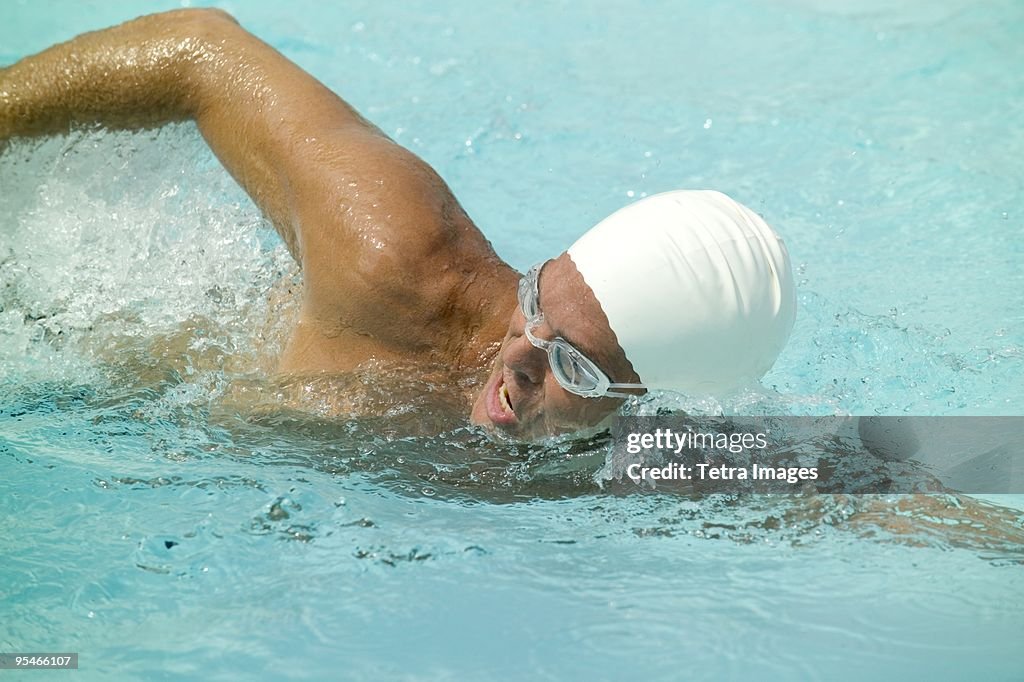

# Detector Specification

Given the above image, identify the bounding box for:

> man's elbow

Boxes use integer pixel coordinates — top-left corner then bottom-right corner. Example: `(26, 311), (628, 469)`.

(126, 7), (240, 48)
(133, 7), (246, 110)
(156, 7), (240, 28)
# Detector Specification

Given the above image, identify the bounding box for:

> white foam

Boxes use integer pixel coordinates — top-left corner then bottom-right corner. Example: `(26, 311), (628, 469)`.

(0, 124), (294, 386)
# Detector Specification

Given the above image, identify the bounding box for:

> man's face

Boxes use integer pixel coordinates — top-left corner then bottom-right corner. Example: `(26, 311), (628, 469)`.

(470, 253), (642, 440)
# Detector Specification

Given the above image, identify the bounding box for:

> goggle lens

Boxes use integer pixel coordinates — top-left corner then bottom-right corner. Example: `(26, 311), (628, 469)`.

(550, 343), (602, 394)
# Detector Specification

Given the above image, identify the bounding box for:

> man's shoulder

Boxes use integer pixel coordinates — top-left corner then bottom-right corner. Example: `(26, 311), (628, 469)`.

(288, 135), (501, 350)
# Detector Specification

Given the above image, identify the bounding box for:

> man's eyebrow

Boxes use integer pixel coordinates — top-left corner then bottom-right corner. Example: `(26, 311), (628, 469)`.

(549, 319), (583, 348)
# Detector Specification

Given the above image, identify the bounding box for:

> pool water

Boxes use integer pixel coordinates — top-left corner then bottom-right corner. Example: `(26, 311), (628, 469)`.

(2, 0), (1023, 679)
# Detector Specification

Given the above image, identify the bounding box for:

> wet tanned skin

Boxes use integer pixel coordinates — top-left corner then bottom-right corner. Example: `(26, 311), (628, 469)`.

(0, 8), (640, 437)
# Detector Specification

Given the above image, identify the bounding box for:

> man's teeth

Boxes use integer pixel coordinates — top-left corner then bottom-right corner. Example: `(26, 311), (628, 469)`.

(499, 384), (513, 413)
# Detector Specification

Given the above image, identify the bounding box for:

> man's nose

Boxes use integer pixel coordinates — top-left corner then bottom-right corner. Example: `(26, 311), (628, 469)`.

(504, 334), (547, 386)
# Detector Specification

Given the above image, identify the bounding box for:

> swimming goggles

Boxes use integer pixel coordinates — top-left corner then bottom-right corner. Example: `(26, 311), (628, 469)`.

(518, 262), (646, 399)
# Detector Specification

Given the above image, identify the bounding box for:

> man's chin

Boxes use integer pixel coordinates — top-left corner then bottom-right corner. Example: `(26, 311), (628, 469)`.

(469, 393), (490, 428)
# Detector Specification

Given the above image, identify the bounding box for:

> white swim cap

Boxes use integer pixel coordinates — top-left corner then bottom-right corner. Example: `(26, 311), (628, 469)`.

(567, 190), (796, 395)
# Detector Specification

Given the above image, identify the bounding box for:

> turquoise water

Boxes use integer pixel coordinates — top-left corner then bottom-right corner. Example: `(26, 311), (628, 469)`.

(2, 1), (1023, 680)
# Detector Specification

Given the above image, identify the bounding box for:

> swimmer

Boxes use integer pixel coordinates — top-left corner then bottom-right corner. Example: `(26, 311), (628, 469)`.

(0, 9), (796, 439)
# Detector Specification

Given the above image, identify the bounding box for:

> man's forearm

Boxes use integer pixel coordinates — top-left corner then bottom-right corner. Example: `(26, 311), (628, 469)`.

(0, 9), (231, 139)
(0, 8), (410, 268)
(0, 8), (298, 241)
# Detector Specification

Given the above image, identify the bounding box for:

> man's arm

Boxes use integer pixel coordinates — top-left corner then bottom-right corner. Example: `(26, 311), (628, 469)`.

(0, 8), (501, 360)
(0, 8), (446, 263)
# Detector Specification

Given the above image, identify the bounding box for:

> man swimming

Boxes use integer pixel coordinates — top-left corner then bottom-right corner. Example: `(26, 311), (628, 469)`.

(0, 9), (795, 440)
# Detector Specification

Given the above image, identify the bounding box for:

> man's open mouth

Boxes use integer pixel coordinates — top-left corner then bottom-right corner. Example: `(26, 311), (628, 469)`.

(488, 373), (518, 426)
